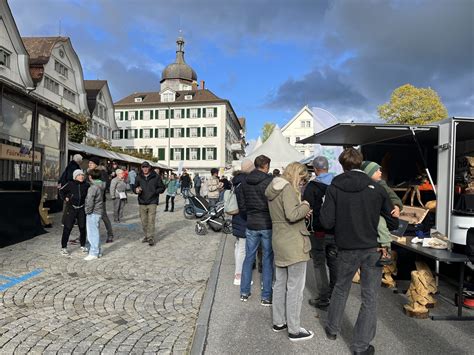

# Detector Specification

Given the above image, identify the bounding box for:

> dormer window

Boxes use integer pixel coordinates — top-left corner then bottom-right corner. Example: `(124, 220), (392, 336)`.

(161, 92), (175, 102)
(54, 60), (68, 78)
(0, 47), (11, 68)
(134, 97), (143, 103)
(184, 95), (193, 101)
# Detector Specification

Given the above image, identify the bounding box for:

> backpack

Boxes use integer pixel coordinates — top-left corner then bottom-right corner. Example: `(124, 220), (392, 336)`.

(224, 184), (240, 215)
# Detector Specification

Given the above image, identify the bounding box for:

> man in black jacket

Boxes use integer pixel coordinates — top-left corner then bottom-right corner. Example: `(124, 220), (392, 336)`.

(239, 155), (274, 305)
(303, 156), (337, 310)
(320, 148), (398, 355)
(135, 161), (166, 246)
(180, 171), (192, 198)
(58, 154), (83, 187)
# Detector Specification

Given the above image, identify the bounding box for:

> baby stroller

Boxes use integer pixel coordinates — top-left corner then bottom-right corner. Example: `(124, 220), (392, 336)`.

(184, 191), (210, 219)
(195, 201), (232, 235)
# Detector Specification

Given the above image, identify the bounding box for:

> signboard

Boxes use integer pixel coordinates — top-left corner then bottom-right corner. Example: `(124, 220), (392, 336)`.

(0, 143), (41, 162)
(42, 147), (60, 200)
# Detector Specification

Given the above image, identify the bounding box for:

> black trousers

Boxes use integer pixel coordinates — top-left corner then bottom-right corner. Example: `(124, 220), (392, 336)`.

(195, 186), (201, 196)
(165, 195), (175, 211)
(61, 205), (86, 248)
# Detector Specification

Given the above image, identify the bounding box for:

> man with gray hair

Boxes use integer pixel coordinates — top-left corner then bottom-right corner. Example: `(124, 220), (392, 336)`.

(59, 154), (83, 187)
(303, 155), (337, 310)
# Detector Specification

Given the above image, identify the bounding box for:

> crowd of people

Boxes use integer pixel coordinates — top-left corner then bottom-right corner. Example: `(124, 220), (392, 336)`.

(228, 149), (399, 354)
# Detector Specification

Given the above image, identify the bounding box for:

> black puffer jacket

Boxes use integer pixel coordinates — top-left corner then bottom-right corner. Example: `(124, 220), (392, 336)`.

(232, 172), (248, 238)
(58, 160), (80, 186)
(135, 171), (166, 205)
(320, 170), (398, 250)
(59, 180), (90, 207)
(241, 169), (273, 230)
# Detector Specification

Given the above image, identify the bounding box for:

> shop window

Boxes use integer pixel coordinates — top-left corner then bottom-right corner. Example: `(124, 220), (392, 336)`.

(0, 97), (32, 141)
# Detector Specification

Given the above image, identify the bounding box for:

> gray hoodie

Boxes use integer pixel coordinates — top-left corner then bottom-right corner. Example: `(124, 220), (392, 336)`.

(85, 180), (104, 215)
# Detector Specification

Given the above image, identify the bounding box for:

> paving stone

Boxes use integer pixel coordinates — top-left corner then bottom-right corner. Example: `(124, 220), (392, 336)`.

(0, 196), (219, 353)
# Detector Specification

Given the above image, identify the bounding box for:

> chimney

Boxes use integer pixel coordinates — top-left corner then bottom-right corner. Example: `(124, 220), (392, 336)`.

(200, 80), (205, 90)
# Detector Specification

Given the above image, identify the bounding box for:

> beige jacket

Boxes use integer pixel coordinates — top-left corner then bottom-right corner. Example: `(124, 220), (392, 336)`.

(265, 177), (311, 267)
(207, 176), (222, 199)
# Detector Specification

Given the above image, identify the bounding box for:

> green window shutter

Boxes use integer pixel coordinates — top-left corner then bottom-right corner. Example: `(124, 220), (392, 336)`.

(170, 148), (174, 160)
(186, 128), (190, 137)
(134, 129), (138, 138)
(135, 111), (139, 120)
(213, 148), (217, 160)
(155, 110), (159, 119)
(150, 110), (154, 119)
(120, 112), (124, 120)
(125, 130), (129, 139)
(203, 108), (207, 117)
(139, 129), (143, 138)
(181, 128), (185, 137)
(170, 128), (174, 138)
(181, 148), (185, 158)
(197, 127), (201, 137)
(170, 109), (174, 119)
(202, 148), (206, 160)
(119, 130), (123, 139)
(197, 148), (201, 160)
(149, 129), (153, 138)
(165, 128), (169, 138)
(140, 111), (143, 120)
(213, 107), (217, 117)
(214, 127), (217, 136)
(198, 108), (201, 118)
(186, 148), (190, 160)
(202, 127), (206, 137)
(181, 109), (185, 118)
(166, 110), (169, 119)
(186, 109), (190, 118)
(155, 128), (159, 137)
(125, 111), (128, 120)
(158, 148), (165, 160)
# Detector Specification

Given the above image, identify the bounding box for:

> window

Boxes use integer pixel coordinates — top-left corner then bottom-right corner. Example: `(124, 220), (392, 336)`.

(162, 92), (174, 102)
(206, 127), (216, 137)
(0, 47), (11, 67)
(98, 92), (103, 101)
(128, 129), (137, 139)
(115, 112), (121, 121)
(143, 129), (151, 138)
(286, 137), (290, 144)
(295, 136), (301, 143)
(206, 147), (216, 160)
(190, 127), (198, 137)
(190, 148), (199, 160)
(306, 120), (311, 127)
(157, 128), (166, 138)
(63, 87), (76, 103)
(175, 109), (182, 119)
(158, 110), (166, 119)
(96, 104), (106, 119)
(54, 60), (68, 78)
(44, 76), (59, 94)
(185, 95), (193, 100)
(143, 110), (150, 120)
(157, 148), (165, 160)
(206, 108), (215, 118)
(113, 131), (121, 139)
(300, 121), (305, 128)
(134, 97), (143, 103)
(190, 108), (198, 118)
(174, 149), (182, 160)
(129, 111), (136, 120)
(175, 128), (183, 137)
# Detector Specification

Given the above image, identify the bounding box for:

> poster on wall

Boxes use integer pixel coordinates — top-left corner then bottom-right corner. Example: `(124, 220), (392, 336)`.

(0, 97), (32, 141)
(43, 147), (60, 200)
(38, 115), (60, 149)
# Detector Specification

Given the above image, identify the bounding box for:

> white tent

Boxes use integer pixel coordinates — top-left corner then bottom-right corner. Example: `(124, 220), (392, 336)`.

(245, 126), (304, 169)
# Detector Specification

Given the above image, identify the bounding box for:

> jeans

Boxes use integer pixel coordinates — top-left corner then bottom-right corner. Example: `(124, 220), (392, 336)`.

(139, 204), (157, 241)
(240, 229), (274, 300)
(309, 233), (338, 301)
(182, 188), (190, 198)
(208, 198), (219, 209)
(86, 213), (101, 257)
(273, 261), (307, 334)
(234, 237), (246, 275)
(326, 249), (382, 353)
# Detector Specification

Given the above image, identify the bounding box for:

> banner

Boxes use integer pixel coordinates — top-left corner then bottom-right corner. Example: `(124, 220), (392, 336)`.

(43, 147), (60, 200)
(0, 143), (41, 162)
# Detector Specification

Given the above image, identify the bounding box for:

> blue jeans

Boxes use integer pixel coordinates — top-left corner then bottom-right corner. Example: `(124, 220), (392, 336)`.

(240, 229), (274, 300)
(86, 213), (101, 257)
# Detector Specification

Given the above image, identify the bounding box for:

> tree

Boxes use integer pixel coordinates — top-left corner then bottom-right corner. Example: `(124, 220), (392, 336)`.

(378, 84), (448, 124)
(68, 114), (91, 143)
(262, 122), (275, 142)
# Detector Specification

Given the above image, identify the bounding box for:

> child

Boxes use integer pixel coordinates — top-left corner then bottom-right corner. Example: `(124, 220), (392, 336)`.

(84, 169), (105, 261)
(362, 161), (403, 265)
(164, 173), (179, 212)
(59, 169), (89, 255)
(110, 168), (127, 223)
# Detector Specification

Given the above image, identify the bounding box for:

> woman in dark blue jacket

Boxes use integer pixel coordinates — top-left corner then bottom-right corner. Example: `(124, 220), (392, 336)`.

(232, 160), (255, 286)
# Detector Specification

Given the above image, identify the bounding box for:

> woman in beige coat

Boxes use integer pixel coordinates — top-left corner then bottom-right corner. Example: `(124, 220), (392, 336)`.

(265, 162), (314, 342)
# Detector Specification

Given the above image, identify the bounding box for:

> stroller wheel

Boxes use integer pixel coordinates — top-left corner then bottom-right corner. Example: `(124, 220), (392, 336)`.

(195, 223), (207, 235)
(223, 220), (232, 234)
(184, 205), (195, 219)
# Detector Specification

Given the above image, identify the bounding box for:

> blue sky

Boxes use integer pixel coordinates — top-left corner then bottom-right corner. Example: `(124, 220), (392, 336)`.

(10, 0), (474, 140)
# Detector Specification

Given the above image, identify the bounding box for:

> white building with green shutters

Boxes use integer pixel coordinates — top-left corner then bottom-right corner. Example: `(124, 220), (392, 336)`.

(111, 37), (244, 174)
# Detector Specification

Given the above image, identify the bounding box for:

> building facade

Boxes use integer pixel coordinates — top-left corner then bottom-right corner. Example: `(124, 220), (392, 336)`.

(112, 37), (244, 174)
(84, 80), (117, 143)
(281, 105), (319, 158)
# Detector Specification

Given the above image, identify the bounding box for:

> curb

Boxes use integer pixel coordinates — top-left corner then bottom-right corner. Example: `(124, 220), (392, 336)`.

(190, 232), (228, 355)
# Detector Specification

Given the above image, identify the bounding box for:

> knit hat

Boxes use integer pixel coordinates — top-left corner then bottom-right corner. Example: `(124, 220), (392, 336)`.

(73, 169), (84, 180)
(362, 161), (381, 178)
(241, 159), (255, 173)
(141, 161), (151, 168)
(72, 154), (83, 163)
(89, 156), (100, 166)
(312, 156), (329, 170)
(115, 169), (124, 175)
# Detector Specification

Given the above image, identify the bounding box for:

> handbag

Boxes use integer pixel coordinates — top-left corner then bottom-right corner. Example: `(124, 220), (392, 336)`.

(118, 191), (127, 200)
(224, 184), (240, 215)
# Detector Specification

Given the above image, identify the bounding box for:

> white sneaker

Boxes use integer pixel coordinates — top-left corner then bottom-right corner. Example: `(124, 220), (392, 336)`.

(61, 248), (69, 256)
(80, 246), (88, 253)
(84, 255), (98, 261)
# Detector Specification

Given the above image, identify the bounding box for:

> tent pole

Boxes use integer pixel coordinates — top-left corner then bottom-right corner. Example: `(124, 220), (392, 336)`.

(410, 127), (437, 196)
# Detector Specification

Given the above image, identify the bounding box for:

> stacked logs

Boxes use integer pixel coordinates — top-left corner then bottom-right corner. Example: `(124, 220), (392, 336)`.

(404, 261), (437, 318)
(381, 251), (398, 288)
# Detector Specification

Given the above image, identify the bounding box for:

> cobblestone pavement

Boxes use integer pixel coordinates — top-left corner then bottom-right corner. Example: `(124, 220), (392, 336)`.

(0, 194), (222, 354)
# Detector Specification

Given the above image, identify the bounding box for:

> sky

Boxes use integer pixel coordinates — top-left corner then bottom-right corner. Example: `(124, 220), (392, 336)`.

(9, 0), (474, 140)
